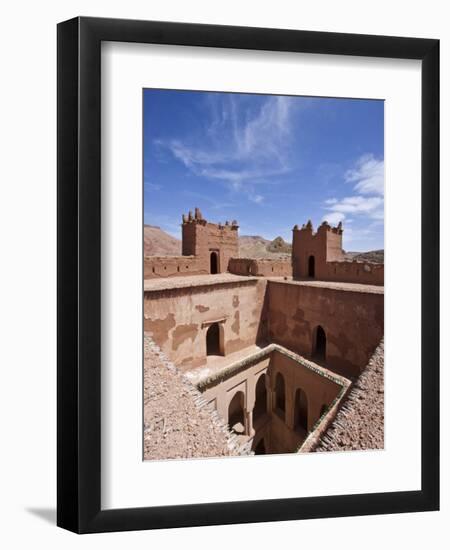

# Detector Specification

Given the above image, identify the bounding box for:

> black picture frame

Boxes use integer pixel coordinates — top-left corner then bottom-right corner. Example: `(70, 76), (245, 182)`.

(57, 16), (439, 533)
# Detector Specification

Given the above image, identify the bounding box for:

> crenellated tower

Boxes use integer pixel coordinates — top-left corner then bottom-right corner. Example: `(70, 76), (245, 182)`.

(292, 220), (344, 279)
(181, 207), (239, 274)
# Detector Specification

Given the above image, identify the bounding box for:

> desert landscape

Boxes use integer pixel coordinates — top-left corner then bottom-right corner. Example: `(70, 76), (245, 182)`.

(142, 89), (384, 461)
(143, 210), (384, 459)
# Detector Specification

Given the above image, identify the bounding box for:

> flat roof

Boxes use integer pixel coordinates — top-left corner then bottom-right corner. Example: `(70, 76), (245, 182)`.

(268, 278), (384, 295)
(144, 273), (260, 293)
(144, 273), (383, 294)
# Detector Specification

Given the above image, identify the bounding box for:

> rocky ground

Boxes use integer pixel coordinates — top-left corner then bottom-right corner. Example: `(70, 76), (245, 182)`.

(345, 249), (384, 264)
(144, 336), (244, 460)
(314, 340), (384, 452)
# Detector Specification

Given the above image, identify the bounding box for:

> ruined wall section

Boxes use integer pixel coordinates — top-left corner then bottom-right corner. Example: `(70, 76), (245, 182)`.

(228, 258), (292, 277)
(267, 280), (384, 378)
(305, 339), (384, 453)
(144, 278), (268, 371)
(144, 335), (249, 460)
(292, 220), (383, 286)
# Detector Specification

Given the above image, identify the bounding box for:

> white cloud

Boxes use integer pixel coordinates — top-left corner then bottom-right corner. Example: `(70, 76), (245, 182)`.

(325, 195), (383, 215)
(322, 211), (345, 224)
(323, 154), (384, 227)
(154, 94), (297, 202)
(145, 181), (161, 191)
(345, 153), (384, 196)
(250, 194), (264, 204)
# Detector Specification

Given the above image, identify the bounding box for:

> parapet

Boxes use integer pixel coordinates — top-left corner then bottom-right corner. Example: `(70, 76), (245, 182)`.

(292, 219), (343, 236)
(181, 207), (239, 230)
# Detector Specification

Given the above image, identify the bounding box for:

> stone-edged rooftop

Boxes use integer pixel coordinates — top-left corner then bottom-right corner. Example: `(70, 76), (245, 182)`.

(144, 335), (249, 460)
(268, 278), (384, 295)
(186, 342), (351, 392)
(312, 339), (384, 452)
(144, 273), (260, 293)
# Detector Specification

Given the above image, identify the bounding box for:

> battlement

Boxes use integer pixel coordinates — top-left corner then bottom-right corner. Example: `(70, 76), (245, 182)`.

(145, 208), (240, 278)
(292, 219), (383, 285)
(293, 219), (343, 236)
(181, 207), (239, 231)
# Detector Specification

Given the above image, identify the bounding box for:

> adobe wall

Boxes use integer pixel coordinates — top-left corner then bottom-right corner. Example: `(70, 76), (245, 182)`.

(292, 221), (384, 286)
(144, 278), (268, 371)
(267, 281), (384, 378)
(182, 209), (239, 274)
(200, 355), (271, 448)
(324, 260), (384, 285)
(198, 345), (348, 454)
(144, 255), (208, 279)
(228, 258), (292, 277)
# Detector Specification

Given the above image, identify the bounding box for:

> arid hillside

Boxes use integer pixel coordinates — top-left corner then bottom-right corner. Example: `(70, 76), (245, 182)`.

(144, 225), (181, 256)
(239, 235), (291, 258)
(345, 250), (384, 264)
(144, 227), (292, 259)
(144, 225), (383, 263)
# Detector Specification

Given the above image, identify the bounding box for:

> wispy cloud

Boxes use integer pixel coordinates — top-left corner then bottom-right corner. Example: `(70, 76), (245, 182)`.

(323, 154), (384, 225)
(145, 181), (161, 191)
(345, 153), (384, 196)
(154, 95), (298, 203)
(182, 190), (236, 211)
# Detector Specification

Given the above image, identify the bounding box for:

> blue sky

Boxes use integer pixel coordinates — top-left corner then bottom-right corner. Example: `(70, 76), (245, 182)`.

(143, 89), (384, 252)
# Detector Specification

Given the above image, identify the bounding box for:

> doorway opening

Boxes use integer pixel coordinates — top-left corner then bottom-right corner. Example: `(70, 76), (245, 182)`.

(313, 325), (326, 361)
(210, 251), (219, 274)
(254, 373), (267, 423)
(294, 388), (308, 432)
(206, 323), (224, 356)
(274, 372), (286, 420)
(308, 255), (315, 278)
(228, 391), (245, 434)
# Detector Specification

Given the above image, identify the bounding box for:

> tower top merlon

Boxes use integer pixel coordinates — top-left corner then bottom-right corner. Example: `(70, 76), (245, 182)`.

(318, 220), (331, 233)
(194, 207), (203, 220)
(332, 221), (344, 234)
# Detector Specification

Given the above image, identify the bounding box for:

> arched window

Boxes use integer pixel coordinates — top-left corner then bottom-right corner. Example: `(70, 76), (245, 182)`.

(206, 323), (223, 356)
(313, 325), (326, 361)
(308, 255), (315, 277)
(210, 251), (218, 274)
(294, 388), (308, 432)
(274, 372), (286, 420)
(253, 373), (267, 422)
(228, 391), (245, 434)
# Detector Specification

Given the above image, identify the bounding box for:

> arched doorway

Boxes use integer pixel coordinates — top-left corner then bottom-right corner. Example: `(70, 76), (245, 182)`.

(313, 325), (326, 361)
(206, 322), (224, 356)
(308, 255), (315, 277)
(228, 391), (245, 434)
(294, 388), (308, 432)
(253, 438), (266, 455)
(253, 373), (267, 422)
(210, 251), (218, 274)
(274, 372), (286, 420)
